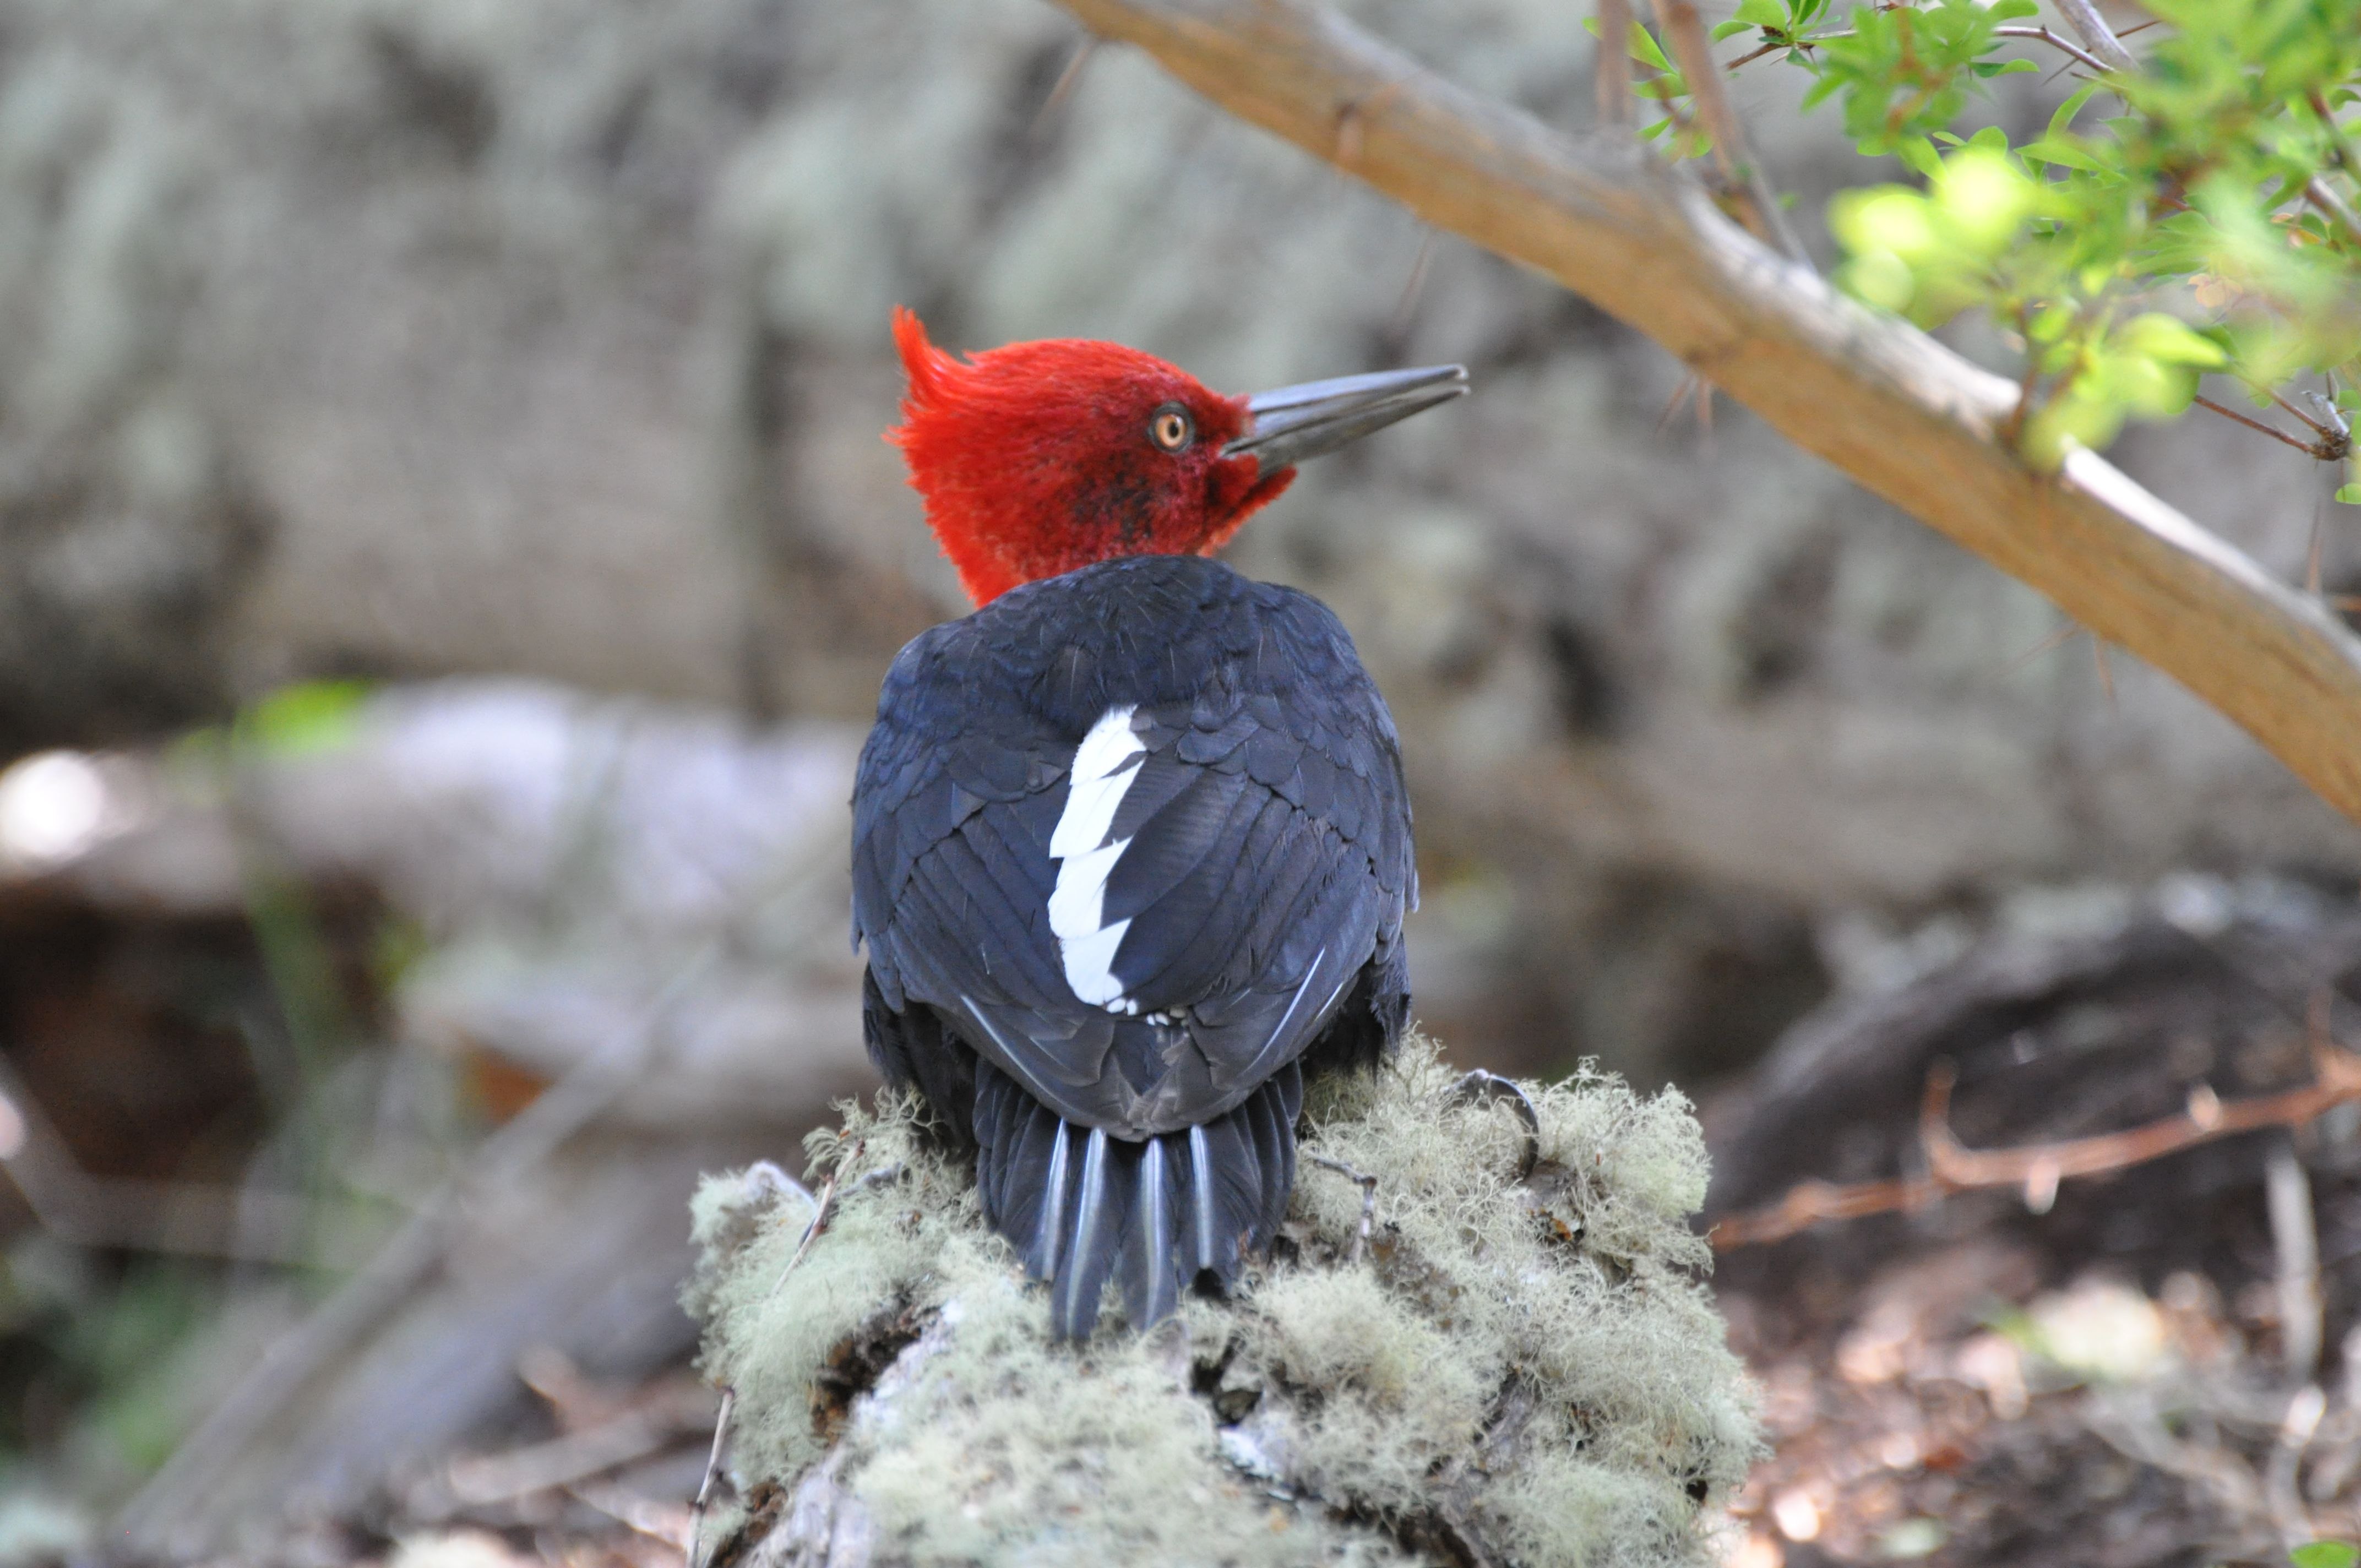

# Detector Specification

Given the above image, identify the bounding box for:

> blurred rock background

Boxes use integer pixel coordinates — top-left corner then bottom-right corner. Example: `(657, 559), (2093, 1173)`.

(0, 0), (2357, 1559)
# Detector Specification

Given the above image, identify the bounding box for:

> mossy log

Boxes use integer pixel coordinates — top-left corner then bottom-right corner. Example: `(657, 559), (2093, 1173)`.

(683, 1038), (1760, 1567)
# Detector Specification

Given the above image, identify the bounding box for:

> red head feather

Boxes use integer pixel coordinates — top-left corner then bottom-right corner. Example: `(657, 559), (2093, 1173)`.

(886, 307), (1293, 606)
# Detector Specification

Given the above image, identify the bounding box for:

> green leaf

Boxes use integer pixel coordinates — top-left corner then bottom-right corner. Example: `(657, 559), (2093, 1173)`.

(2290, 1544), (2361, 1568)
(238, 680), (373, 758)
(2046, 83), (2100, 142)
(2019, 138), (2106, 172)
(2337, 484), (2361, 507)
(1711, 19), (1756, 41)
(2120, 313), (2228, 368)
(1988, 0), (2038, 17)
(1897, 136), (1944, 178)
(1733, 0), (1787, 26)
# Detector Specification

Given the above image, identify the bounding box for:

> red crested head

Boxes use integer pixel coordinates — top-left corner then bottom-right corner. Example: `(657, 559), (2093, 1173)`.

(887, 308), (1293, 606)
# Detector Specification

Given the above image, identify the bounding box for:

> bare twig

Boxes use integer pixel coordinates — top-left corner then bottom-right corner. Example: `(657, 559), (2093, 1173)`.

(2194, 394), (2346, 461)
(688, 1386), (736, 1568)
(441, 1404), (694, 1509)
(2267, 1384), (2329, 1545)
(764, 1158), (905, 1299)
(1053, 0), (2361, 826)
(2266, 1133), (2322, 1382)
(1390, 227), (1439, 336)
(2303, 176), (2361, 251)
(1308, 1154), (1379, 1264)
(1990, 24), (2110, 74)
(2271, 386), (2351, 449)
(2000, 620), (2082, 676)
(1648, 0), (1810, 265)
(1713, 1038), (2361, 1248)
(1033, 37), (1101, 135)
(1594, 0), (1632, 129)
(2051, 0), (2138, 72)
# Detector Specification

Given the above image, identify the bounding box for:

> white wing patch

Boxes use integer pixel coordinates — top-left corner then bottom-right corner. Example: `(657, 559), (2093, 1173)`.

(1048, 705), (1147, 1012)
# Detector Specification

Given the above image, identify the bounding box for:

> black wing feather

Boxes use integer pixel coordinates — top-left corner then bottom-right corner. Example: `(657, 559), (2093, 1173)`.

(854, 556), (1412, 1335)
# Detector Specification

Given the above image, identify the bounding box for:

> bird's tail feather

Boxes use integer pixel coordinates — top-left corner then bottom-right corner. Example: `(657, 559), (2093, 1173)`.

(973, 1060), (1304, 1338)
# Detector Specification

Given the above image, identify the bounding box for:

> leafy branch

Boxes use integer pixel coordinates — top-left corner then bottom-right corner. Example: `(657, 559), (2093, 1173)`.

(1052, 0), (2361, 827)
(1644, 0), (2361, 490)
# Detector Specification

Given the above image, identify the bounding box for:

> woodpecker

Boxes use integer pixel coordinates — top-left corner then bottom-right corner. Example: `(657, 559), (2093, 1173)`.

(853, 308), (1465, 1338)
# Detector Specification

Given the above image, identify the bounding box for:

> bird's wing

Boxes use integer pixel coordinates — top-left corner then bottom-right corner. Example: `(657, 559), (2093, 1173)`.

(852, 585), (1412, 1135)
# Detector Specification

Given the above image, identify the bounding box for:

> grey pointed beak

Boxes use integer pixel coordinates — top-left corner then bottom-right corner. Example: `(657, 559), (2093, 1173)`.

(1226, 363), (1469, 472)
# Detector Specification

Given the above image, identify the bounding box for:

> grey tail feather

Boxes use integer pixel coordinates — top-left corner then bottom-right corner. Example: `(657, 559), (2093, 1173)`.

(972, 1059), (1304, 1339)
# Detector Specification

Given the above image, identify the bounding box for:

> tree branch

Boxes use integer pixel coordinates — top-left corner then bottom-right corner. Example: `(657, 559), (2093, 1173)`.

(1052, 0), (2361, 825)
(1647, 0), (1811, 265)
(1594, 0), (1632, 130)
(1712, 1035), (2361, 1248)
(2050, 0), (2139, 73)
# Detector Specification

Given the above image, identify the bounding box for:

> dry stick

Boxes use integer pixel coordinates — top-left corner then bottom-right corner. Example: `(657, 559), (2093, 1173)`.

(2194, 394), (2329, 458)
(1051, 0), (2361, 827)
(1033, 37), (1101, 135)
(1648, 0), (1810, 266)
(1308, 1153), (1379, 1264)
(2000, 620), (2082, 677)
(1713, 1041), (2361, 1248)
(1389, 227), (1439, 337)
(1989, 24), (2110, 74)
(695, 1156), (897, 1565)
(1727, 22), (2111, 73)
(2267, 1381), (2329, 1548)
(2268, 387), (2354, 460)
(688, 1386), (737, 1568)
(2266, 1132), (2323, 1382)
(1594, 0), (1633, 129)
(2051, 0), (2138, 72)
(2304, 176), (2361, 251)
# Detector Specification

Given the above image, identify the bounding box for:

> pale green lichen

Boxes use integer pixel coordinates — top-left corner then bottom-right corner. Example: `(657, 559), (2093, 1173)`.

(686, 1035), (1760, 1567)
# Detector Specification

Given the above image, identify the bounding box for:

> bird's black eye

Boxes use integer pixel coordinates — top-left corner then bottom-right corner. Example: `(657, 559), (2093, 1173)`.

(1148, 404), (1194, 453)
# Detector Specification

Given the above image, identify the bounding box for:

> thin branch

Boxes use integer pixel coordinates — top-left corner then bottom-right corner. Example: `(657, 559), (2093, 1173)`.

(2302, 176), (2361, 251)
(1999, 620), (2081, 676)
(1595, 0), (1633, 129)
(2271, 386), (2344, 443)
(1726, 16), (2123, 73)
(1033, 37), (1101, 135)
(1308, 1153), (1379, 1264)
(1054, 0), (2361, 826)
(2050, 0), (2139, 73)
(1649, 0), (1811, 266)
(689, 1386), (736, 1567)
(1990, 24), (2110, 74)
(2194, 394), (2333, 457)
(1725, 35), (1811, 70)
(2265, 1133), (2321, 1381)
(1713, 1031), (2361, 1248)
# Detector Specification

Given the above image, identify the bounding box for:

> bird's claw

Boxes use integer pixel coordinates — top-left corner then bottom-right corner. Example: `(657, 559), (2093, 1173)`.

(1448, 1070), (1542, 1180)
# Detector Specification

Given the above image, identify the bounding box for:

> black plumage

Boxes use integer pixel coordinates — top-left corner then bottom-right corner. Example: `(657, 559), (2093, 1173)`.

(853, 553), (1413, 1337)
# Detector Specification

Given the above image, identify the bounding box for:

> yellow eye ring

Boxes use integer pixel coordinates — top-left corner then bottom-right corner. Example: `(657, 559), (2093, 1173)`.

(1149, 405), (1194, 453)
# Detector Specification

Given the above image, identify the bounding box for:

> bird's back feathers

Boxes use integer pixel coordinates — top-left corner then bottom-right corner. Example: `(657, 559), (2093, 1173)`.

(853, 553), (1412, 1334)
